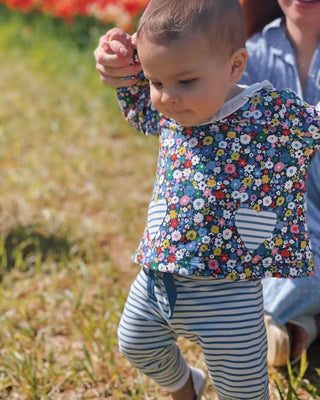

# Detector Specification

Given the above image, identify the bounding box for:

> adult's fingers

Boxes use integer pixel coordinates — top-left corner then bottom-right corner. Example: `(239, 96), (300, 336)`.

(95, 62), (141, 79)
(99, 74), (140, 88)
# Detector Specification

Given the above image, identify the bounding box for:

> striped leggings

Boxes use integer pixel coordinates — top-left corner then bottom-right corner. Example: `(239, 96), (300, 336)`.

(118, 268), (269, 400)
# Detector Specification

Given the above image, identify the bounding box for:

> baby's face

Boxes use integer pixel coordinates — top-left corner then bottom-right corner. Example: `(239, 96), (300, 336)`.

(137, 32), (237, 127)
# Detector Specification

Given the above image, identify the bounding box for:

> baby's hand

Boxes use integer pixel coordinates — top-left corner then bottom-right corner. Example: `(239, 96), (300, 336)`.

(94, 28), (141, 88)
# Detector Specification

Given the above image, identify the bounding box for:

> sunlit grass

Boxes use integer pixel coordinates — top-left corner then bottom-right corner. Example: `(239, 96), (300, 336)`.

(0, 6), (319, 399)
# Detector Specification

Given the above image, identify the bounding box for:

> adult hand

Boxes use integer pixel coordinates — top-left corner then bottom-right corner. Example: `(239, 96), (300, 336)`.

(94, 28), (142, 88)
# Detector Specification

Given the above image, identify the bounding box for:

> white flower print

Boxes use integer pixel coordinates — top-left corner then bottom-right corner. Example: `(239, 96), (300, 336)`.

(191, 155), (200, 165)
(173, 170), (182, 180)
(223, 229), (232, 240)
(171, 196), (179, 204)
(188, 138), (198, 147)
(264, 160), (274, 169)
(285, 180), (293, 190)
(231, 142), (241, 152)
(202, 236), (211, 244)
(287, 166), (297, 177)
(215, 238), (223, 247)
(244, 164), (255, 173)
(193, 198), (205, 210)
(309, 124), (320, 138)
(194, 213), (204, 223)
(292, 141), (302, 150)
(223, 209), (232, 219)
(194, 172), (204, 182)
(172, 231), (182, 241)
(267, 135), (278, 144)
(240, 134), (251, 144)
(263, 196), (272, 207)
(175, 250), (185, 260)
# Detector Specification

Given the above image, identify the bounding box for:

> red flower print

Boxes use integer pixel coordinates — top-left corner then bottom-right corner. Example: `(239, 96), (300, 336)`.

(208, 259), (219, 270)
(214, 190), (225, 199)
(281, 249), (290, 258)
(220, 254), (229, 262)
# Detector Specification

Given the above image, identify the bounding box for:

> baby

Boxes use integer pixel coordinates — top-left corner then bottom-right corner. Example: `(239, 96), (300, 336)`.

(107, 0), (320, 399)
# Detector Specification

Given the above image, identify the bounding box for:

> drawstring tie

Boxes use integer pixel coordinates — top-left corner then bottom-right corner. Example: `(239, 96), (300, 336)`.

(147, 269), (177, 319)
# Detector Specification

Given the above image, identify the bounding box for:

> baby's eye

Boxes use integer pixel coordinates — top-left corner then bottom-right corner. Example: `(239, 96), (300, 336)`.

(150, 81), (163, 88)
(179, 79), (196, 85)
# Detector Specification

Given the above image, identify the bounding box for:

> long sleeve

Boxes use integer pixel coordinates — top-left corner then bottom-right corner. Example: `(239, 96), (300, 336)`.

(116, 73), (161, 136)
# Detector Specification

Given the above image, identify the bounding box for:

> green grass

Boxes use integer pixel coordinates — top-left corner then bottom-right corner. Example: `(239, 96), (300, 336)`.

(0, 6), (319, 399)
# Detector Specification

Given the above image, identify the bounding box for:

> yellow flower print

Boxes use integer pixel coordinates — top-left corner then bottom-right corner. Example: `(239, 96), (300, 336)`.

(203, 136), (213, 145)
(211, 225), (219, 234)
(214, 248), (222, 256)
(285, 209), (293, 218)
(253, 204), (261, 212)
(202, 207), (210, 215)
(207, 178), (217, 187)
(304, 148), (313, 157)
(270, 265), (278, 273)
(186, 230), (197, 240)
(271, 118), (281, 126)
(178, 146), (186, 156)
(270, 91), (280, 98)
(231, 152), (240, 161)
(244, 268), (252, 278)
(200, 244), (208, 252)
(162, 239), (170, 249)
(227, 272), (237, 279)
(261, 175), (270, 184)
(227, 131), (236, 139)
(276, 197), (285, 206)
(301, 240), (307, 249)
(169, 210), (177, 219)
(275, 238), (283, 247)
(243, 177), (252, 186)
(216, 149), (225, 157)
(251, 96), (261, 104)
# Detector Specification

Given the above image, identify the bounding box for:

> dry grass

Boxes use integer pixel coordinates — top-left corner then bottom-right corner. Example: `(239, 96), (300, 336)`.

(0, 7), (319, 400)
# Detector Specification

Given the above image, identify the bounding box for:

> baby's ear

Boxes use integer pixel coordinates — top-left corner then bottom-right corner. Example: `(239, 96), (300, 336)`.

(229, 48), (248, 83)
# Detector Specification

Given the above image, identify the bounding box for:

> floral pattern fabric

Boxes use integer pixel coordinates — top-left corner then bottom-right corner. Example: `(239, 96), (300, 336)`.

(117, 78), (320, 280)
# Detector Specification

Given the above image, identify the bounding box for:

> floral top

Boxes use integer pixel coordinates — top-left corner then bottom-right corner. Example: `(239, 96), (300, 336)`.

(117, 77), (320, 280)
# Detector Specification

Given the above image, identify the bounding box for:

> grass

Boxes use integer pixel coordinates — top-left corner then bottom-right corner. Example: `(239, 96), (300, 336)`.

(0, 5), (319, 399)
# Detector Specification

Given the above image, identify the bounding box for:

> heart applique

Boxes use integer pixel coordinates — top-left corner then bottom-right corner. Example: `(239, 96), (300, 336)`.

(235, 207), (277, 252)
(147, 198), (167, 241)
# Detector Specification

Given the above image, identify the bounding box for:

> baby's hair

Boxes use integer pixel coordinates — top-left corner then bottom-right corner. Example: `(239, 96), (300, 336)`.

(137, 0), (246, 55)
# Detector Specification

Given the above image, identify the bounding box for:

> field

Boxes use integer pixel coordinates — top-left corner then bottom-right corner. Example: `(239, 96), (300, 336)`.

(0, 6), (319, 399)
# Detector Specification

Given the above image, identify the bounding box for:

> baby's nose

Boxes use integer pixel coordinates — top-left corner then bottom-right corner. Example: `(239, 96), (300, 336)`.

(161, 89), (179, 104)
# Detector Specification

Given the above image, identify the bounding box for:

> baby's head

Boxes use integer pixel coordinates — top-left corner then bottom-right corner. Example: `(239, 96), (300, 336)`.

(137, 0), (246, 57)
(136, 0), (248, 127)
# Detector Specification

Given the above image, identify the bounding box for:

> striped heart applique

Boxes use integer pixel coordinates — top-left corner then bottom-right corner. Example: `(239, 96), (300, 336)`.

(235, 207), (277, 252)
(147, 198), (167, 241)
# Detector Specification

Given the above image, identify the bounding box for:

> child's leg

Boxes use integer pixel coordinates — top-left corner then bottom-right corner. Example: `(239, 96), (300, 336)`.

(197, 280), (269, 400)
(118, 268), (196, 398)
(166, 276), (269, 400)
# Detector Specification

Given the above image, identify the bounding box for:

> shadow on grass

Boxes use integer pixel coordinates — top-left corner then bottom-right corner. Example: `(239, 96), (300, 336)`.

(0, 225), (77, 279)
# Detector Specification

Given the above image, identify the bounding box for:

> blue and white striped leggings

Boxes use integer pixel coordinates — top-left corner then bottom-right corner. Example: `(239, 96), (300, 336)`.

(118, 268), (269, 400)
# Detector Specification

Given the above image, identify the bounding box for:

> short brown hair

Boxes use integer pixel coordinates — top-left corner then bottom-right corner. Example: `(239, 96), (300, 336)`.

(137, 0), (246, 54)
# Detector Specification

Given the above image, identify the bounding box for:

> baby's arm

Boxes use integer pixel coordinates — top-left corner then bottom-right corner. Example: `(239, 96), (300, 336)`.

(94, 28), (142, 88)
(94, 28), (159, 135)
(117, 76), (160, 136)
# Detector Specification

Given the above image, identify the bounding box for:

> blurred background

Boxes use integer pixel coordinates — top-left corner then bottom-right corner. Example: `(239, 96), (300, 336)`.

(0, 1), (319, 399)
